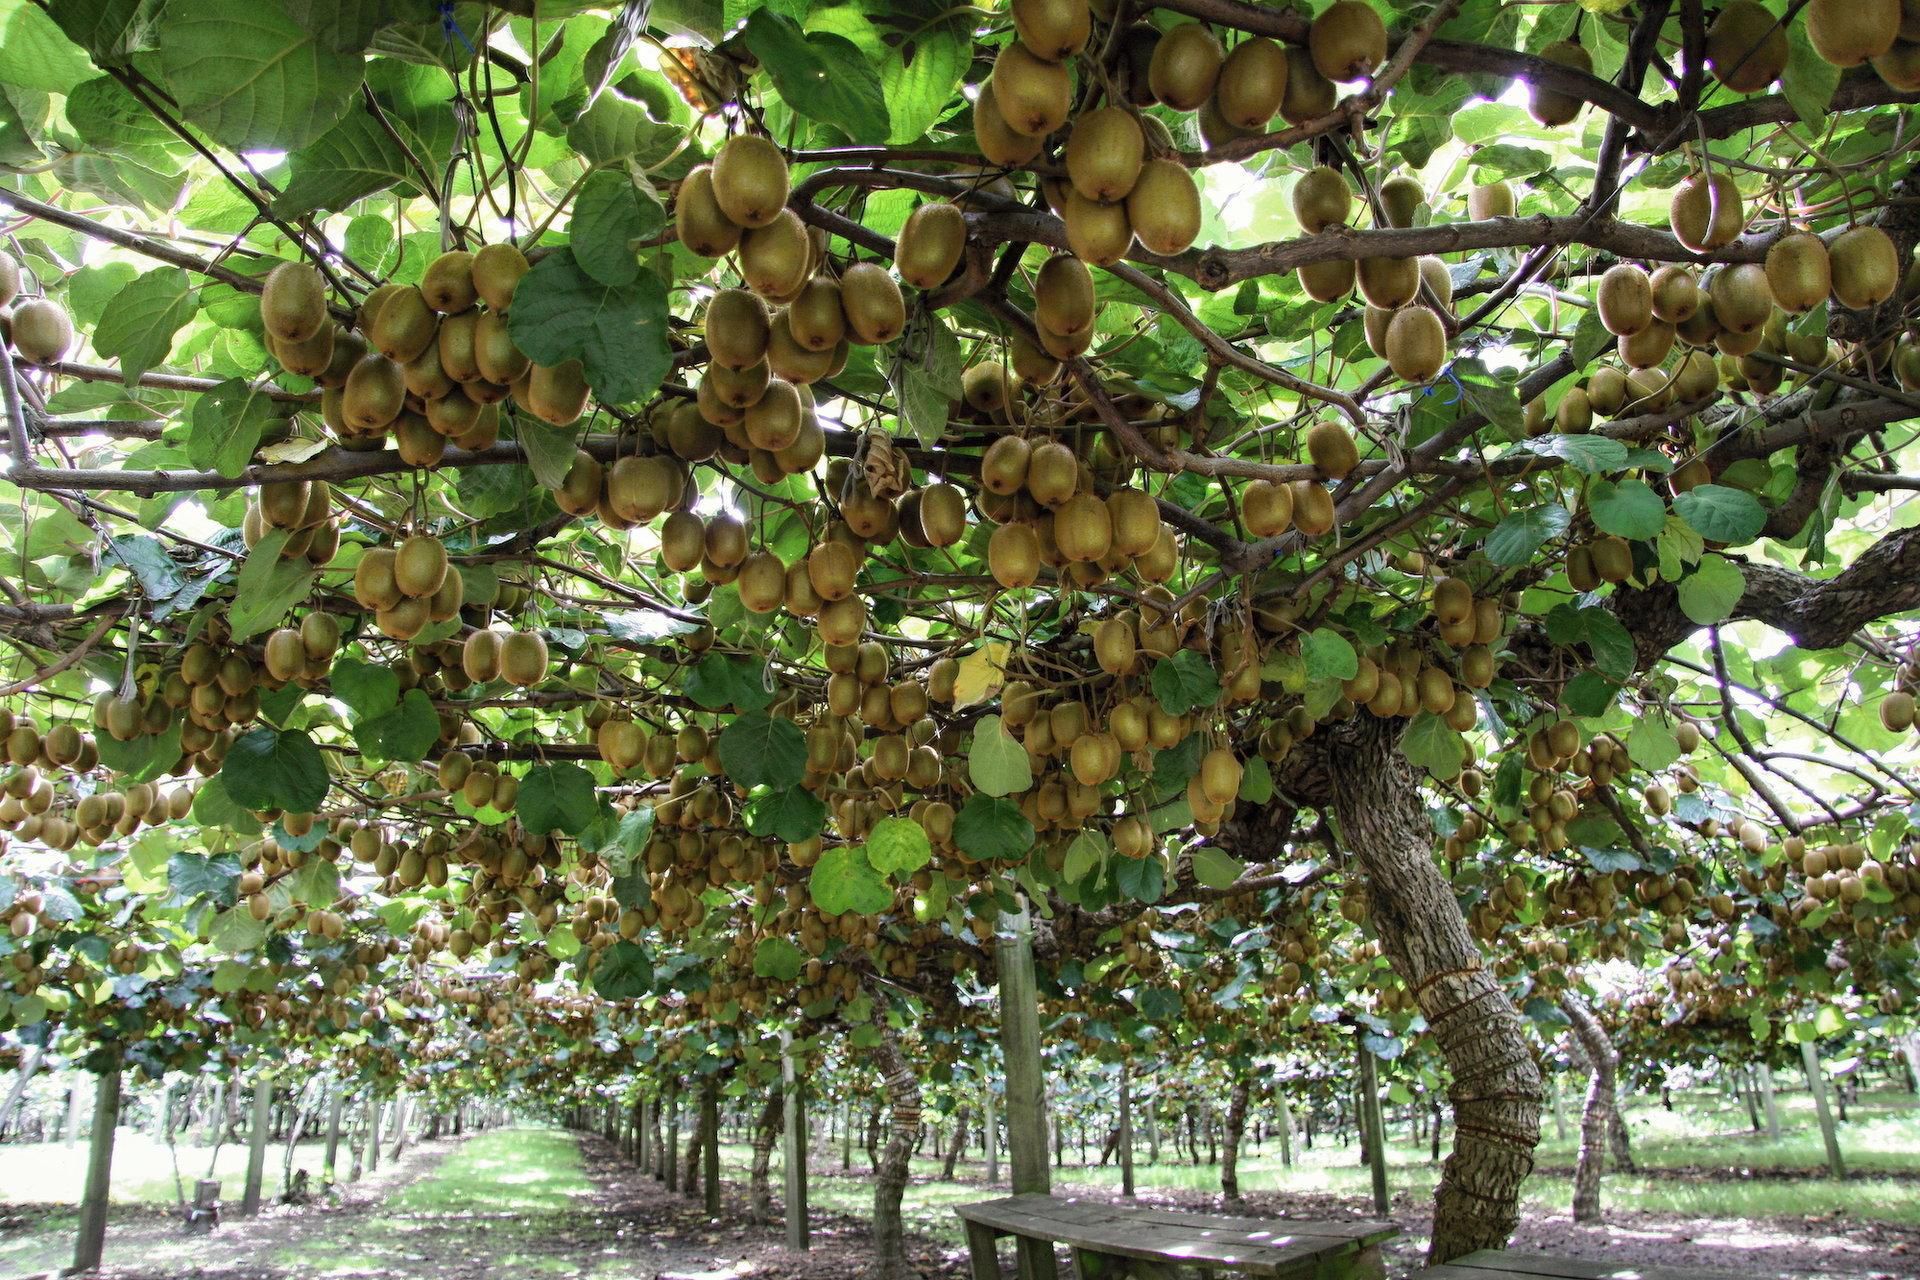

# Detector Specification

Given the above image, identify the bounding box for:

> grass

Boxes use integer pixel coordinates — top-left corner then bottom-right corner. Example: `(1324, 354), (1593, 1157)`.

(0, 1132), (338, 1206)
(384, 1128), (587, 1215)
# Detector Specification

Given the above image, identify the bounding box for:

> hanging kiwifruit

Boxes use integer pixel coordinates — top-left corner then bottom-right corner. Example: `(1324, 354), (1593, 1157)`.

(272, 323), (335, 378)
(738, 209), (813, 299)
(1829, 224), (1899, 309)
(1241, 479), (1293, 537)
(1618, 319), (1675, 370)
(896, 203), (969, 290)
(9, 298), (72, 365)
(1670, 172), (1744, 251)
(1874, 38), (1920, 88)
(711, 134), (790, 229)
(1806, 0), (1899, 67)
(1648, 266), (1700, 324)
(974, 88), (1046, 166)
(988, 522), (1042, 588)
(1385, 306), (1446, 383)
(1066, 108), (1146, 203)
(525, 360), (591, 426)
(371, 286), (438, 364)
(500, 632), (549, 687)
(1149, 23), (1225, 110)
(1468, 181), (1515, 220)
(1597, 264), (1654, 337)
(1127, 160), (1203, 255)
(706, 289), (771, 370)
(1215, 36), (1289, 129)
(1279, 46), (1336, 123)
(0, 252), (17, 310)
(261, 262), (329, 344)
(472, 242), (529, 312)
(1306, 420), (1360, 480)
(1376, 175), (1424, 229)
(421, 251), (477, 314)
(473, 311), (530, 385)
(1309, 1), (1388, 81)
(1034, 254), (1095, 335)
(1764, 232), (1831, 313)
(1290, 480), (1336, 535)
(840, 263), (907, 344)
(394, 535), (449, 599)
(1529, 41), (1592, 128)
(1063, 191), (1134, 267)
(1706, 0), (1789, 90)
(1357, 256), (1419, 309)
(343, 353), (407, 431)
(676, 166), (742, 258)
(1292, 165), (1353, 233)
(1297, 258), (1355, 303)
(1012, 0), (1090, 61)
(1709, 263), (1774, 335)
(993, 42), (1073, 137)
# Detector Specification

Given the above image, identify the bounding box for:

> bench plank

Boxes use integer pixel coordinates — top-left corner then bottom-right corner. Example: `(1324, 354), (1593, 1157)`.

(1433, 1251), (1741, 1280)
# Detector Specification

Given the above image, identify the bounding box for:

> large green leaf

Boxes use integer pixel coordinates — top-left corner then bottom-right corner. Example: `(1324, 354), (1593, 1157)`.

(0, 2), (101, 91)
(273, 109), (419, 216)
(507, 248), (671, 407)
(227, 529), (317, 643)
(221, 726), (330, 814)
(92, 267), (198, 387)
(739, 10), (888, 144)
(953, 794), (1035, 863)
(151, 0), (368, 151)
(967, 714), (1032, 798)
(716, 712), (807, 790)
(518, 762), (599, 835)
(569, 169), (665, 287)
(1150, 651), (1221, 716)
(864, 816), (931, 879)
(1587, 478), (1667, 541)
(353, 687), (438, 763)
(1677, 553), (1746, 625)
(593, 940), (653, 999)
(1673, 484), (1768, 546)
(809, 844), (893, 915)
(187, 378), (277, 478)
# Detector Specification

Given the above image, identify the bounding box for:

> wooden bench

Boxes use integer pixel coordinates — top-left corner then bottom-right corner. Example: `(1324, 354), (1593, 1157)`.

(955, 1193), (1397, 1280)
(1422, 1251), (1739, 1280)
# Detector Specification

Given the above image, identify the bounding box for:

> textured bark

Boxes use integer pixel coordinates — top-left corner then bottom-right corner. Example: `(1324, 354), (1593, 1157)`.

(871, 1028), (922, 1280)
(683, 1105), (704, 1200)
(1562, 997), (1618, 1223)
(1220, 1076), (1251, 1201)
(748, 1090), (783, 1225)
(1310, 714), (1543, 1262)
(940, 1104), (969, 1179)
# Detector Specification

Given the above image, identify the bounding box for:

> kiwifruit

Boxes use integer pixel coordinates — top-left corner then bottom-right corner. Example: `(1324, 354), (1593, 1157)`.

(1596, 263), (1653, 336)
(1292, 165), (1353, 233)
(1034, 254), (1095, 334)
(1357, 256), (1419, 309)
(1619, 319), (1675, 369)
(738, 209), (812, 298)
(1467, 180), (1514, 221)
(1555, 387), (1593, 433)
(988, 522), (1042, 588)
(1105, 488), (1160, 556)
(964, 361), (1014, 417)
(1529, 41), (1591, 128)
(1290, 480), (1335, 535)
(981, 435), (1033, 496)
(1215, 36), (1289, 129)
(1063, 191), (1134, 267)
(1363, 304), (1393, 359)
(1874, 38), (1920, 88)
(705, 358), (771, 413)
(261, 262), (328, 344)
(1149, 23), (1224, 110)
(785, 280), (846, 353)
(711, 134), (790, 229)
(1054, 492), (1113, 562)
(1418, 256), (1453, 311)
(1585, 366), (1627, 416)
(1761, 231), (1831, 314)
(1385, 306), (1446, 382)
(1297, 257), (1354, 302)
(1026, 439), (1079, 509)
(974, 87), (1046, 166)
(1807, 0), (1899, 67)
(526, 360), (591, 426)
(1280, 46), (1336, 122)
(1829, 225), (1899, 309)
(1589, 535), (1633, 583)
(393, 535), (448, 598)
(1306, 420), (1360, 480)
(343, 353), (407, 431)
(426, 385), (484, 437)
(917, 483), (967, 547)
(473, 311), (530, 385)
(317, 328), (367, 390)
(896, 203), (969, 290)
(676, 166), (742, 258)
(1647, 265), (1699, 324)
(1706, 0), (1789, 90)
(1371, 175), (1421, 230)
(706, 289), (771, 370)
(371, 285), (437, 364)
(1127, 160), (1203, 255)
(259, 480), (309, 529)
(354, 547), (403, 612)
(270, 319), (336, 381)
(1670, 172), (1744, 251)
(1242, 479), (1293, 537)
(421, 250), (477, 314)
(742, 378), (801, 451)
(1013, 0), (1090, 61)
(1066, 108), (1146, 203)
(472, 242), (529, 312)
(993, 42), (1073, 137)
(552, 449), (603, 517)
(9, 299), (72, 365)
(839, 263), (907, 344)
(0, 253), (16, 310)
(433, 310), (480, 384)
(1673, 349), (1720, 401)
(1708, 263), (1773, 335)
(402, 339), (455, 401)
(500, 631), (549, 687)
(1310, 1), (1388, 81)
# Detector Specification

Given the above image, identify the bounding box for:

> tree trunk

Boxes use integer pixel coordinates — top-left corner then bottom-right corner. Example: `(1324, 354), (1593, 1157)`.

(683, 1102), (704, 1200)
(1221, 1075), (1251, 1201)
(1562, 996), (1617, 1224)
(73, 1069), (120, 1272)
(0, 1046), (43, 1138)
(1800, 1039), (1846, 1178)
(1118, 1063), (1135, 1197)
(941, 1104), (970, 1180)
(1276, 1090), (1293, 1169)
(1317, 715), (1543, 1261)
(871, 1026), (922, 1280)
(748, 1090), (782, 1224)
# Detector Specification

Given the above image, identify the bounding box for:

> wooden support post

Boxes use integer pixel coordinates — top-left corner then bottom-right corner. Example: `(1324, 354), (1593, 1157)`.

(1358, 1036), (1389, 1217)
(324, 1084), (344, 1183)
(242, 1078), (272, 1216)
(997, 901), (1057, 1280)
(1800, 1039), (1846, 1178)
(783, 1037), (810, 1251)
(1550, 1076), (1569, 1141)
(664, 1086), (680, 1191)
(72, 1068), (121, 1272)
(703, 1079), (722, 1216)
(1118, 1061), (1135, 1198)
(1758, 1062), (1781, 1140)
(1277, 1089), (1294, 1168)
(366, 1097), (382, 1174)
(984, 1091), (999, 1184)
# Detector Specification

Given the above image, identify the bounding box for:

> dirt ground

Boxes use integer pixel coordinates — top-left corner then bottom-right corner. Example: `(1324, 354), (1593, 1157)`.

(7, 1131), (1914, 1280)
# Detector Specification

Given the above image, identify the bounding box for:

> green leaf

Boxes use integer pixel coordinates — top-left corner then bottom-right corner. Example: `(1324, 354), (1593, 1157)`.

(740, 10), (888, 144)
(0, 2), (103, 91)
(1238, 755), (1274, 804)
(227, 529), (317, 643)
(1673, 484), (1767, 545)
(717, 712), (807, 790)
(1151, 650), (1222, 716)
(1587, 477), (1667, 540)
(1484, 503), (1571, 567)
(594, 940), (653, 999)
(167, 852), (239, 906)
(105, 534), (187, 611)
(152, 0), (366, 151)
(570, 168), (665, 287)
(1508, 433), (1629, 475)
(94, 718), (183, 784)
(46, 0), (161, 68)
(594, 806), (656, 876)
(1300, 629), (1359, 682)
(516, 418), (579, 491)
(683, 653), (775, 713)
(1460, 378), (1524, 434)
(753, 937), (805, 982)
(508, 248), (671, 407)
(1062, 829), (1111, 886)
(1626, 716), (1681, 771)
(1782, 19), (1840, 130)
(953, 794), (1035, 863)
(1562, 670), (1619, 717)
(1677, 552), (1747, 625)
(344, 213), (398, 276)
(328, 655), (399, 719)
(288, 856), (338, 907)
(187, 378), (277, 478)
(518, 762), (599, 835)
(1546, 603), (1637, 680)
(1401, 712), (1466, 778)
(1190, 845), (1243, 891)
(353, 687), (438, 763)
(566, 92), (683, 167)
(865, 815), (931, 878)
(745, 786), (827, 842)
(272, 110), (417, 217)
(880, 17), (967, 143)
(191, 773), (262, 837)
(208, 905), (267, 954)
(221, 726), (330, 814)
(810, 843), (894, 915)
(1655, 513), (1706, 581)
(1571, 307), (1611, 367)
(894, 312), (965, 448)
(91, 266), (198, 388)
(968, 713), (1033, 798)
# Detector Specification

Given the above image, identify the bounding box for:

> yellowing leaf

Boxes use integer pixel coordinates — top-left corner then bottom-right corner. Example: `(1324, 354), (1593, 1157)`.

(952, 641), (1008, 709)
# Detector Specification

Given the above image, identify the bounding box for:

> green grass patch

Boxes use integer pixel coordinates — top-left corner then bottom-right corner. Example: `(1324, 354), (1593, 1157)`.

(384, 1128), (588, 1214)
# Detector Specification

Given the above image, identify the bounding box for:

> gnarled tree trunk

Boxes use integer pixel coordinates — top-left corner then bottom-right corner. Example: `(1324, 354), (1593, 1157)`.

(941, 1103), (970, 1180)
(1220, 1074), (1251, 1201)
(1562, 996), (1618, 1223)
(748, 1089), (783, 1224)
(683, 1104), (704, 1201)
(871, 1026), (922, 1280)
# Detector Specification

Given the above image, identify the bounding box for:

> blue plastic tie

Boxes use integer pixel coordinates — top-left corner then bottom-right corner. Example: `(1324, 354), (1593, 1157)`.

(440, 2), (476, 55)
(1424, 364), (1464, 406)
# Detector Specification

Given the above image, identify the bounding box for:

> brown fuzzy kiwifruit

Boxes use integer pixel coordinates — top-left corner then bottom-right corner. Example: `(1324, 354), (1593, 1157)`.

(1385, 306), (1446, 383)
(676, 166), (742, 258)
(1066, 108), (1146, 204)
(1765, 232), (1831, 314)
(1242, 479), (1293, 537)
(706, 289), (771, 370)
(1829, 224), (1899, 310)
(1309, 1), (1387, 81)
(1618, 320), (1675, 370)
(1063, 191), (1134, 267)
(738, 209), (812, 299)
(354, 547), (403, 612)
(499, 631), (549, 687)
(1597, 264), (1654, 337)
(1279, 45), (1336, 123)
(1707, 0), (1789, 90)
(272, 320), (335, 378)
(1708, 263), (1774, 335)
(1806, 0), (1899, 67)
(992, 41), (1073, 137)
(1290, 480), (1336, 536)
(840, 263), (907, 345)
(1012, 0), (1090, 61)
(421, 250), (477, 314)
(1670, 172), (1745, 252)
(261, 262), (328, 344)
(1127, 160), (1203, 256)
(973, 88), (1045, 166)
(1034, 254), (1095, 335)
(988, 522), (1042, 589)
(711, 134), (790, 229)
(1297, 257), (1355, 303)
(1306, 420), (1360, 480)
(1468, 181), (1514, 221)
(525, 360), (591, 426)
(473, 311), (530, 385)
(9, 299), (72, 365)
(370, 285), (437, 364)
(981, 435), (1033, 496)
(472, 242), (529, 312)
(1529, 41), (1591, 128)
(896, 203), (969, 290)
(1215, 36), (1289, 130)
(343, 353), (407, 431)
(1357, 256), (1419, 309)
(393, 535), (448, 599)
(1149, 23), (1224, 110)
(1648, 265), (1700, 324)
(1292, 165), (1352, 233)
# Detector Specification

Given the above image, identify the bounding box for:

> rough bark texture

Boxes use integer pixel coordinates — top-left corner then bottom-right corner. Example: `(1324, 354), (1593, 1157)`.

(1221, 1075), (1251, 1201)
(683, 1106), (704, 1200)
(871, 1027), (922, 1280)
(1290, 714), (1544, 1262)
(1562, 996), (1618, 1223)
(941, 1104), (970, 1179)
(748, 1090), (783, 1225)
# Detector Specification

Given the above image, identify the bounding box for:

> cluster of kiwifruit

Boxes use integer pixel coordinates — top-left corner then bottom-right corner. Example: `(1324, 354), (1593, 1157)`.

(345, 532), (465, 642)
(977, 431), (1174, 590)
(243, 478), (341, 566)
(0, 252), (73, 366)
